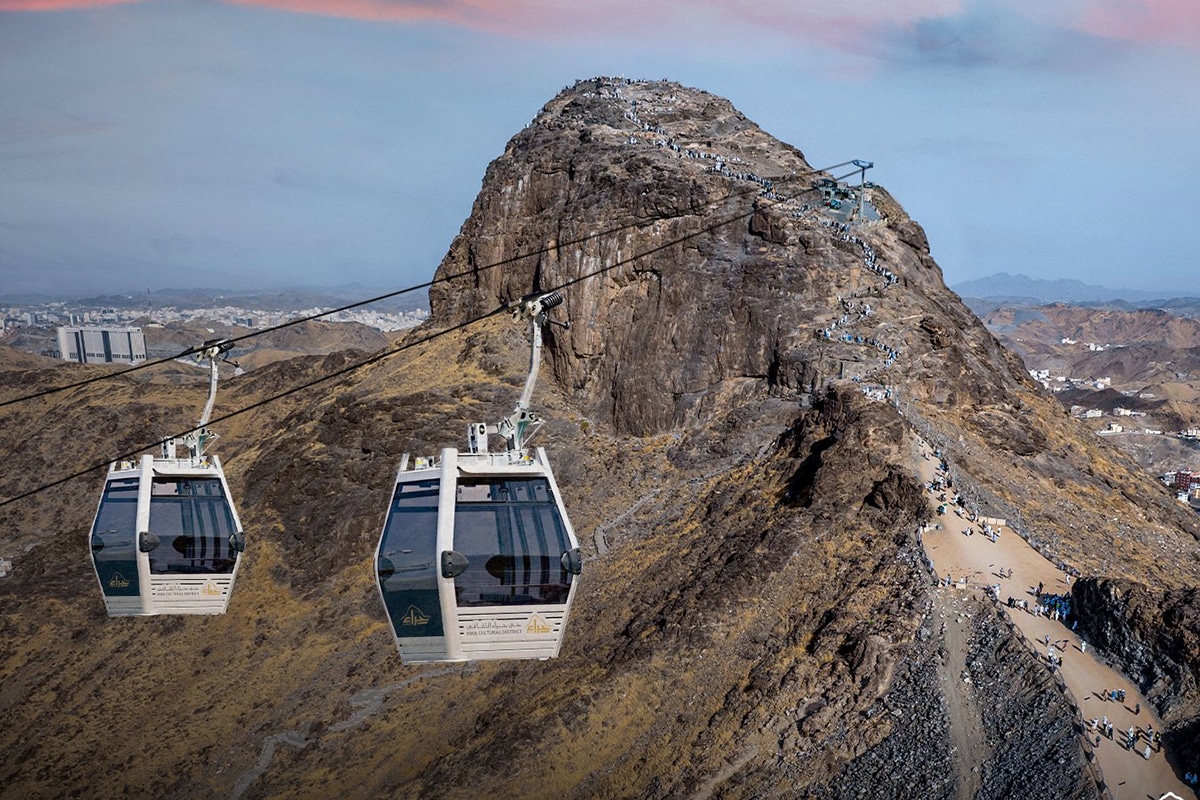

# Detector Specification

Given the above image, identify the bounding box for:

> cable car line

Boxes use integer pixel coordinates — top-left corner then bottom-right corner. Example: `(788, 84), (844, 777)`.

(0, 180), (797, 410)
(0, 310), (496, 509)
(1, 162), (853, 509)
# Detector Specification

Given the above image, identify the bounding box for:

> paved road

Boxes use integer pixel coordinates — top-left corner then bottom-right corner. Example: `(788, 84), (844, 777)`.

(914, 440), (1196, 800)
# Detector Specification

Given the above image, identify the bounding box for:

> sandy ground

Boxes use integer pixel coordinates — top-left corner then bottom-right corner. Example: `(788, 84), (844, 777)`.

(932, 595), (987, 799)
(915, 441), (1197, 800)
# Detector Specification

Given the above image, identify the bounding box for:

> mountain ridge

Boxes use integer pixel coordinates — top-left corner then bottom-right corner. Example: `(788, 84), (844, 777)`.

(953, 271), (1199, 305)
(1, 77), (1198, 798)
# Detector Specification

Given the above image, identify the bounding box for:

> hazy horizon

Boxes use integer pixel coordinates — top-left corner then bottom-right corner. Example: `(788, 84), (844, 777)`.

(5, 271), (1199, 308)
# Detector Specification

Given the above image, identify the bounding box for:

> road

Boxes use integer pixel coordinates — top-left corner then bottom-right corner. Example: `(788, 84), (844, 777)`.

(914, 440), (1196, 800)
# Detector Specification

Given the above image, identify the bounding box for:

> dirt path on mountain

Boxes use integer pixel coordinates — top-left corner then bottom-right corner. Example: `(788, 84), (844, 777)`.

(913, 439), (1197, 800)
(932, 593), (988, 799)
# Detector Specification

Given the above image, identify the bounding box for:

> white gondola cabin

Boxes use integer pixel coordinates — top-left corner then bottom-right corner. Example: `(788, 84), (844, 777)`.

(90, 453), (245, 615)
(375, 292), (582, 662)
(89, 340), (246, 616)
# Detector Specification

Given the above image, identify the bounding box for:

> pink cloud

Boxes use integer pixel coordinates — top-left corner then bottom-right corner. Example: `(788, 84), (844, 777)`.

(219, 0), (480, 26)
(0, 0), (143, 9)
(221, 0), (1200, 52)
(1079, 0), (1200, 47)
(6, 0), (1195, 52)
(0, 0), (969, 48)
(0, 0), (959, 39)
(204, 0), (973, 50)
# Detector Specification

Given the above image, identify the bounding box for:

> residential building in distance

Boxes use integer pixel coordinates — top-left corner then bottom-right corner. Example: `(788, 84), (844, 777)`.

(56, 325), (147, 365)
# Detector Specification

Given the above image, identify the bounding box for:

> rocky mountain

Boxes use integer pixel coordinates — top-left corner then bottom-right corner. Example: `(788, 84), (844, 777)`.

(1, 77), (1198, 799)
(981, 304), (1200, 357)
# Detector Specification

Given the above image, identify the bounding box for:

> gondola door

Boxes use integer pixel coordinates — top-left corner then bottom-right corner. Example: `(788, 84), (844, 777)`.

(90, 467), (146, 614)
(376, 452), (456, 662)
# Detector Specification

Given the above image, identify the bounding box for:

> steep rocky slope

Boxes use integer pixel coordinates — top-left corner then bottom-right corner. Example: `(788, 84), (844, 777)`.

(2, 77), (1198, 798)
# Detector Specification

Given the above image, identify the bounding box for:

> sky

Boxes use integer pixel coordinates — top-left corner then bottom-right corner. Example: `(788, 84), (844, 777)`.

(1, 0), (1198, 298)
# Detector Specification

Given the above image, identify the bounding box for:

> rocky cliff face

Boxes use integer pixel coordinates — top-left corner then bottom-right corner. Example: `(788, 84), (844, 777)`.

(1, 77), (1197, 798)
(429, 78), (1028, 438)
(1073, 577), (1200, 762)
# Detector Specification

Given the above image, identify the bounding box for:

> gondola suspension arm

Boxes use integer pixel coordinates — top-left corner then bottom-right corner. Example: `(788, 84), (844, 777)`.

(468, 291), (569, 456)
(172, 339), (235, 460)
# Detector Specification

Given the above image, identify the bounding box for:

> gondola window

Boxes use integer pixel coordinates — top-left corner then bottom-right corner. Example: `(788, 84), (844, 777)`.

(148, 478), (238, 574)
(453, 478), (572, 606)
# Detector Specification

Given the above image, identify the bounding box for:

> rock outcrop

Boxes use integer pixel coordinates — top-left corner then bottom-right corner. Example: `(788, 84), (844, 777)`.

(429, 78), (1028, 438)
(1072, 577), (1200, 775)
(2, 76), (1198, 799)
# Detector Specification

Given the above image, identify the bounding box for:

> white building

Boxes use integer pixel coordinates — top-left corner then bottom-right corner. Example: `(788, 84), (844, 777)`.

(56, 326), (147, 365)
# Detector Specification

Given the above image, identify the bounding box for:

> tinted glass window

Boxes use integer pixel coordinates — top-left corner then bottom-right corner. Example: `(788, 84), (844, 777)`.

(453, 477), (572, 607)
(147, 478), (238, 574)
(378, 480), (443, 638)
(91, 477), (141, 596)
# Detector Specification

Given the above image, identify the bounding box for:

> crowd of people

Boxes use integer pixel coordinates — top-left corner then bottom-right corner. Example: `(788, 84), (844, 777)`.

(1085, 715), (1163, 760)
(810, 228), (903, 370)
(582, 77), (893, 236)
(817, 220), (898, 287)
(601, 80), (786, 201)
(925, 441), (1200, 791)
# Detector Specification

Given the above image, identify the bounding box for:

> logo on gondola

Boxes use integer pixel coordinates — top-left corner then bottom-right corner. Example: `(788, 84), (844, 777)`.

(201, 580), (221, 597)
(108, 572), (130, 589)
(402, 605), (430, 626)
(525, 613), (552, 634)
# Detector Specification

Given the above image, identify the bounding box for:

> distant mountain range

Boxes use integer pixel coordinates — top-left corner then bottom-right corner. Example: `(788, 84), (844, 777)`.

(951, 272), (1197, 305)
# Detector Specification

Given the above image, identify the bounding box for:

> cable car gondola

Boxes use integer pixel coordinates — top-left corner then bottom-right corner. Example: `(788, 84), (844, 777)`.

(89, 340), (246, 616)
(376, 291), (583, 663)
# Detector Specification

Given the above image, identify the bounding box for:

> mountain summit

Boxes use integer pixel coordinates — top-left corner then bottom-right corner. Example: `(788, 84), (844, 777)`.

(1, 77), (1197, 798)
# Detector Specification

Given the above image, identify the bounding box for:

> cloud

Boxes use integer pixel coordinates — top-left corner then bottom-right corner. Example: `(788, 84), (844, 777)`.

(871, 2), (1121, 70)
(219, 0), (480, 26)
(0, 0), (962, 43)
(226, 0), (1197, 52)
(1079, 0), (1200, 47)
(0, 0), (142, 9)
(207, 0), (970, 43)
(3, 0), (1196, 58)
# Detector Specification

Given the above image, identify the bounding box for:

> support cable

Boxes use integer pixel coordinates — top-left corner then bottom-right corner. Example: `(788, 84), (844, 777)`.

(0, 181), (792, 409)
(0, 163), (866, 508)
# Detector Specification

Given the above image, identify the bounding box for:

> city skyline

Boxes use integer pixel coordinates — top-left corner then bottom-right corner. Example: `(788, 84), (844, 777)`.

(2, 0), (1198, 296)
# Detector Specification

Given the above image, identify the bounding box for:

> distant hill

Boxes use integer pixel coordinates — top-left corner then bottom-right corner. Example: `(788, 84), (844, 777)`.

(952, 272), (1197, 305)
(0, 284), (429, 314)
